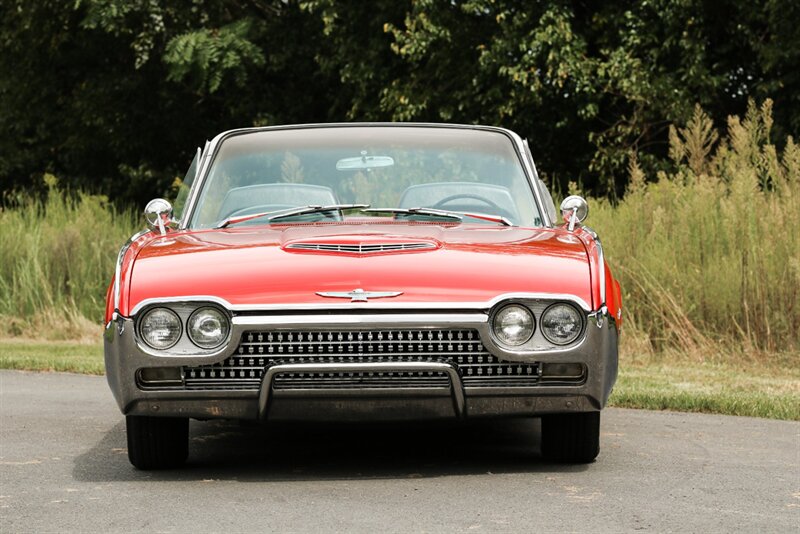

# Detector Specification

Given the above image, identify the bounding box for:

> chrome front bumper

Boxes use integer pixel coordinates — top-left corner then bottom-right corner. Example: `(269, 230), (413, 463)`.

(104, 311), (618, 421)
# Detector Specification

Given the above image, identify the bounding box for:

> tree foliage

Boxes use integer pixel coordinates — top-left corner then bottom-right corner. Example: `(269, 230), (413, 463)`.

(0, 0), (797, 206)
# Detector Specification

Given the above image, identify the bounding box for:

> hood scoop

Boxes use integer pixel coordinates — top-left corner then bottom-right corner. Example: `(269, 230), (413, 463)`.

(283, 236), (439, 255)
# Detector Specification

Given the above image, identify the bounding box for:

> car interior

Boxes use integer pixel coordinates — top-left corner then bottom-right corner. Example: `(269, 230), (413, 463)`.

(217, 183), (341, 221)
(397, 182), (520, 222)
(216, 181), (523, 225)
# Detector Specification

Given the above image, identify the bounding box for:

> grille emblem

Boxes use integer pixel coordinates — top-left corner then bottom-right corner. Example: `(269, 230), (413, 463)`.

(316, 288), (403, 302)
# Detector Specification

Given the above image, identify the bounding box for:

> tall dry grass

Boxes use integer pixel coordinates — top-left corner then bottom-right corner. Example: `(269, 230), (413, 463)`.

(0, 181), (137, 339)
(591, 100), (799, 362)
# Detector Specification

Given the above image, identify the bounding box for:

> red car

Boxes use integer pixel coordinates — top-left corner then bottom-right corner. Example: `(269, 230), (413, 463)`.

(104, 124), (622, 469)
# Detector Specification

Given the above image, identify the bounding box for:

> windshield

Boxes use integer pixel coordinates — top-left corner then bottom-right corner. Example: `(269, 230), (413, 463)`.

(188, 126), (542, 228)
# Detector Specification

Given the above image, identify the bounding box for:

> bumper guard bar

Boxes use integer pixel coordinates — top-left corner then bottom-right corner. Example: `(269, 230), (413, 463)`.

(257, 362), (466, 419)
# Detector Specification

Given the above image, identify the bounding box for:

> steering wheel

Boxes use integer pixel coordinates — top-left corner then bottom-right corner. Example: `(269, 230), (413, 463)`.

(432, 193), (506, 212)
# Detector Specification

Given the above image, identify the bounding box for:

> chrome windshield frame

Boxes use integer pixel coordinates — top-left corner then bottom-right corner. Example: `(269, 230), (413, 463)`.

(179, 123), (553, 231)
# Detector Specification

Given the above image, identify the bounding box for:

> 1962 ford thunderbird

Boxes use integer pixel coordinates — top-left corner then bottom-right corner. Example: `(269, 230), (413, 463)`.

(104, 123), (622, 469)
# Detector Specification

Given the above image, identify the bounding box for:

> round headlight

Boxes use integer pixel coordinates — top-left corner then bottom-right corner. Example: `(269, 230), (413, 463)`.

(541, 303), (584, 345)
(139, 308), (182, 350)
(492, 305), (535, 346)
(187, 307), (230, 349)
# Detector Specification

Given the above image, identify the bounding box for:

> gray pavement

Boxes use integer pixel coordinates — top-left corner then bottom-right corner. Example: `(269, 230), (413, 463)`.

(0, 370), (798, 533)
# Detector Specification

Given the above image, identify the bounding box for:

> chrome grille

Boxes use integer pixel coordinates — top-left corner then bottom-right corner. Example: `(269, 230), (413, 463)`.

(285, 242), (436, 254)
(182, 329), (540, 390)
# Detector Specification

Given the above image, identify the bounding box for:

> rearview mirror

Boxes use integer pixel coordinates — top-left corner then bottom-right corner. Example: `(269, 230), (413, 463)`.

(336, 154), (394, 171)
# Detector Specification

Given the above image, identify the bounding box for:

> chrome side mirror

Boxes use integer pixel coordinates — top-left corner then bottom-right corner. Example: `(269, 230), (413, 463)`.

(144, 198), (174, 236)
(560, 195), (589, 232)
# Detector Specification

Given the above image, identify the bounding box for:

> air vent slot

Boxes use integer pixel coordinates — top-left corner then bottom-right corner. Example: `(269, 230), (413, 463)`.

(285, 242), (437, 254)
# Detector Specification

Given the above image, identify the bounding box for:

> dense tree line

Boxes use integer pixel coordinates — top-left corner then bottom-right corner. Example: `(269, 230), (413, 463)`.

(1, 0), (797, 207)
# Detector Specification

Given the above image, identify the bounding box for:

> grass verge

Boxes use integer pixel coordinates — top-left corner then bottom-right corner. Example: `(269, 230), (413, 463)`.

(1, 338), (797, 421)
(0, 339), (104, 375)
(609, 359), (800, 420)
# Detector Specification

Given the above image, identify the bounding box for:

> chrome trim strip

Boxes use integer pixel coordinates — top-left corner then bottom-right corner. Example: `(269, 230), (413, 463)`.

(128, 292), (592, 316)
(232, 313), (488, 326)
(112, 229), (151, 321)
(582, 226), (606, 309)
(258, 361), (466, 419)
(180, 123), (550, 229)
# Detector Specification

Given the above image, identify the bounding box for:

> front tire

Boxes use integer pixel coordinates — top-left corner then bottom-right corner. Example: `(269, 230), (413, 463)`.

(126, 415), (189, 470)
(541, 411), (600, 463)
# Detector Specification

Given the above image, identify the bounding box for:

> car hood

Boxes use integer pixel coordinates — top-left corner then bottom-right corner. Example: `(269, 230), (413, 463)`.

(127, 223), (593, 311)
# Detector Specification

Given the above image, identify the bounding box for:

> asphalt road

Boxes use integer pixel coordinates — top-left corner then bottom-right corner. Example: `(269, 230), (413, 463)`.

(1, 370), (798, 533)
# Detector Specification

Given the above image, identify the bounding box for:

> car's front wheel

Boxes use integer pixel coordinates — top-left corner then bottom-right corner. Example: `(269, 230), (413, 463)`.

(540, 411), (600, 463)
(126, 415), (189, 470)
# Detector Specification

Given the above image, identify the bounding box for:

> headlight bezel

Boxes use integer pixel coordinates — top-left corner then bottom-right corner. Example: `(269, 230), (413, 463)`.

(539, 302), (585, 346)
(137, 307), (183, 350)
(486, 298), (589, 354)
(133, 301), (232, 355)
(187, 306), (231, 349)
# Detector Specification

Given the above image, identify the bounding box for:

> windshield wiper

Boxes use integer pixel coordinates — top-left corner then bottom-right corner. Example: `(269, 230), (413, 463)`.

(362, 207), (513, 226)
(216, 204), (370, 229)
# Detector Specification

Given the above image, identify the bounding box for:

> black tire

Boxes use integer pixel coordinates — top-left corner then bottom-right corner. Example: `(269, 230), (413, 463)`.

(540, 411), (600, 463)
(126, 415), (189, 470)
